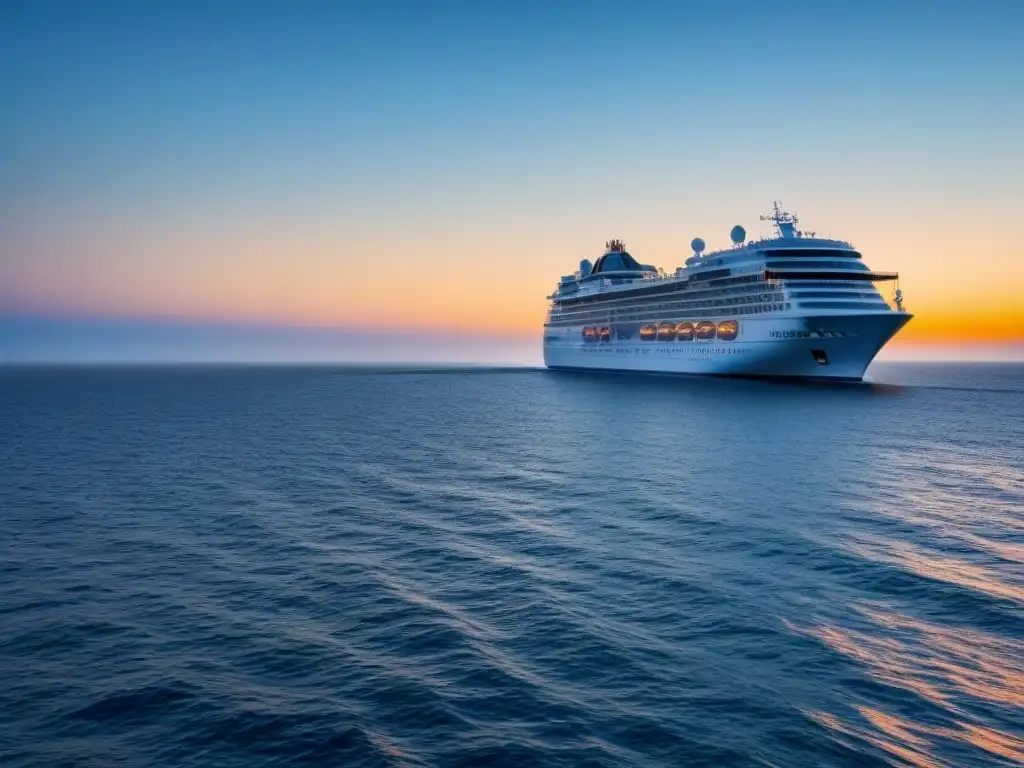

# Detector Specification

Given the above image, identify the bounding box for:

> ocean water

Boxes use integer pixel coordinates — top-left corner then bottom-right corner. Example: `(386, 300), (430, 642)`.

(1, 363), (1021, 767)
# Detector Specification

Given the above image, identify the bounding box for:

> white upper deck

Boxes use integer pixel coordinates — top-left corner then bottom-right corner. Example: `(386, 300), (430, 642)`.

(549, 202), (893, 303)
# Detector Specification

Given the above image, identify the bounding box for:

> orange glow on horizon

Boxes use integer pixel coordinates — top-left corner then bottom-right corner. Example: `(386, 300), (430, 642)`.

(8, 275), (1024, 347)
(892, 309), (1023, 344)
(3, 211), (1022, 352)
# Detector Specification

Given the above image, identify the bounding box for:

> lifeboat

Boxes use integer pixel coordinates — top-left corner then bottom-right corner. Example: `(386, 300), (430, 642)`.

(599, 326), (611, 342)
(717, 320), (739, 341)
(657, 322), (676, 341)
(639, 324), (657, 341)
(695, 321), (716, 340)
(582, 326), (597, 342)
(675, 322), (695, 341)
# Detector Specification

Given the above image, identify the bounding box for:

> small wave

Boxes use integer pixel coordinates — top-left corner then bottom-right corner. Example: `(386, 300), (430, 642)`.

(844, 535), (1023, 605)
(2, 364), (1022, 768)
(793, 603), (1023, 767)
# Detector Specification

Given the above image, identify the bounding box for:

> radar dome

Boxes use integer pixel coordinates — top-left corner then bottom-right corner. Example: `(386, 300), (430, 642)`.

(690, 237), (706, 254)
(579, 258), (593, 278)
(730, 225), (746, 244)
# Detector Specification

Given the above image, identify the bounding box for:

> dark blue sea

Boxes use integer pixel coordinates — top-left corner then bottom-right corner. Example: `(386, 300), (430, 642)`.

(2, 363), (1022, 767)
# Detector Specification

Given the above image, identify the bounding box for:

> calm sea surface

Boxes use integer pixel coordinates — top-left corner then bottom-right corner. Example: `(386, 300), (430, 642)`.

(1, 363), (1022, 767)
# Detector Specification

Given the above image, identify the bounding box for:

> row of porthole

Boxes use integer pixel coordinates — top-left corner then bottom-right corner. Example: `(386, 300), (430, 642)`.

(582, 320), (740, 342)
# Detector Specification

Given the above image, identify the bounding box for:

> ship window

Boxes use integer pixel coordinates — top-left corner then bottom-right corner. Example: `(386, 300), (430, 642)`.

(791, 290), (883, 300)
(765, 249), (863, 260)
(766, 260), (871, 271)
(783, 280), (864, 289)
(798, 300), (890, 310)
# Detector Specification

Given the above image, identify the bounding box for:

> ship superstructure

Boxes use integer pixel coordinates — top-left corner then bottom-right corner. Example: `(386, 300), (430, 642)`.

(543, 203), (911, 380)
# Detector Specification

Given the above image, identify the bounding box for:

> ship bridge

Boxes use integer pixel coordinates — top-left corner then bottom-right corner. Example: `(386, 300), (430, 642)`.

(751, 205), (900, 283)
(761, 248), (898, 283)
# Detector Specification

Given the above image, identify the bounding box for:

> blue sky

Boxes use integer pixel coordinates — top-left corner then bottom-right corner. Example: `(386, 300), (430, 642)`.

(6, 0), (1020, 210)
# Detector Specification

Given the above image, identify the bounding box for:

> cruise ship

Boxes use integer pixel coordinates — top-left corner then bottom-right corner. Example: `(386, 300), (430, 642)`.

(543, 203), (911, 380)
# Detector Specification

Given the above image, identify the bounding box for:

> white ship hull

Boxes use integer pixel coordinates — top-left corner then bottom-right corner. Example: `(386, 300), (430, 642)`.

(544, 311), (911, 381)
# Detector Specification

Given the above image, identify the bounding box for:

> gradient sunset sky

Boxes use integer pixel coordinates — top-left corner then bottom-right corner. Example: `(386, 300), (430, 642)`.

(2, 0), (1022, 362)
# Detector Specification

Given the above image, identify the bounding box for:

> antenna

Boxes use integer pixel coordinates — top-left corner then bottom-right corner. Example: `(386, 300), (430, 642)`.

(759, 201), (800, 238)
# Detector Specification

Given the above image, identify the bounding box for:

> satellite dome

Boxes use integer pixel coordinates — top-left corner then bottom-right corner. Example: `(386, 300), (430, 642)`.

(730, 225), (746, 244)
(690, 237), (706, 254)
(579, 258), (593, 278)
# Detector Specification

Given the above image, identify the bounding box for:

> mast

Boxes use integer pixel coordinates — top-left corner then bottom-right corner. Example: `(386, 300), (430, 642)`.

(760, 201), (800, 238)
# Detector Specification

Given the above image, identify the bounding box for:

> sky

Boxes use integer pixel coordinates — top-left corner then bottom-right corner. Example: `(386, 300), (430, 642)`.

(1, 0), (1022, 362)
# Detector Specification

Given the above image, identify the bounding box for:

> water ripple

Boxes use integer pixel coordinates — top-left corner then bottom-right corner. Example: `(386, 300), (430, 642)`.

(1, 364), (1022, 767)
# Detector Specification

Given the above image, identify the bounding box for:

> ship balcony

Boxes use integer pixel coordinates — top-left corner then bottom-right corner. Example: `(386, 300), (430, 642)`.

(764, 268), (899, 283)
